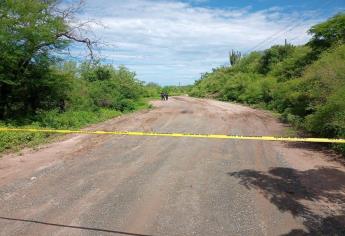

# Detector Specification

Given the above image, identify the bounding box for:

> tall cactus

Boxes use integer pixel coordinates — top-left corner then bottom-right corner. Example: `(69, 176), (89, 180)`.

(229, 50), (242, 66)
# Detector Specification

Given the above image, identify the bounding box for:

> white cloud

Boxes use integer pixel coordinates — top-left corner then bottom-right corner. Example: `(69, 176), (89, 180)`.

(69, 0), (323, 85)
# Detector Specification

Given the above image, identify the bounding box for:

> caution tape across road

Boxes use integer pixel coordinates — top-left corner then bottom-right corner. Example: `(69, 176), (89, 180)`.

(0, 127), (345, 144)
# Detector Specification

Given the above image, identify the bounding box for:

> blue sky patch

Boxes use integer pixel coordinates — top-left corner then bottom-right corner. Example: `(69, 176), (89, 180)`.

(65, 0), (345, 85)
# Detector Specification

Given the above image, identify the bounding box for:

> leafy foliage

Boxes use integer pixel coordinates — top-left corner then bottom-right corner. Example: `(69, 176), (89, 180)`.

(258, 44), (295, 74)
(0, 1), (160, 153)
(270, 46), (313, 81)
(190, 13), (345, 154)
(0, 0), (72, 118)
(308, 13), (345, 51)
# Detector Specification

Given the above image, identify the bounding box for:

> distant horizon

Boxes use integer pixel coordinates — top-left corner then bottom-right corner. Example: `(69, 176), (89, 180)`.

(65, 0), (345, 86)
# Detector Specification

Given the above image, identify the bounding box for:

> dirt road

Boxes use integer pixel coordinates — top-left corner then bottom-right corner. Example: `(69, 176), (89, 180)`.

(0, 96), (344, 236)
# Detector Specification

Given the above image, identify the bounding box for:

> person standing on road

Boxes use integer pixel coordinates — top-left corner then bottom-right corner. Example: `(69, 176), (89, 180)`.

(161, 92), (165, 100)
(165, 92), (169, 100)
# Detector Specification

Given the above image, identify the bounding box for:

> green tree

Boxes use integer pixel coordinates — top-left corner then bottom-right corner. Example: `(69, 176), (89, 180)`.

(258, 44), (295, 74)
(270, 46), (313, 81)
(0, 0), (94, 118)
(190, 12), (345, 154)
(80, 62), (113, 82)
(308, 13), (345, 51)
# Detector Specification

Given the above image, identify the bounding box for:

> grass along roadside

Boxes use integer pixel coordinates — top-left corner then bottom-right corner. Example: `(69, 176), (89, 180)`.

(0, 99), (154, 155)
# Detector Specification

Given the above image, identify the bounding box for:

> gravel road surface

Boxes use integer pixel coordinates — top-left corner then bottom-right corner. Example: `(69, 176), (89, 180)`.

(0, 96), (344, 235)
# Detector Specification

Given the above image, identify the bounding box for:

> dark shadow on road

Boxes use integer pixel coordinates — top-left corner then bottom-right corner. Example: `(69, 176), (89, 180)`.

(229, 167), (345, 235)
(0, 217), (153, 236)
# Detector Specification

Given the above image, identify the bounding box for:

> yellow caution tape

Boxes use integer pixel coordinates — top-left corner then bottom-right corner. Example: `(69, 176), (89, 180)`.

(0, 127), (344, 143)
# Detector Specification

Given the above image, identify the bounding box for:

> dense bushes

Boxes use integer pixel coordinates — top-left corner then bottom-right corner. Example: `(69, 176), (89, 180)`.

(0, 60), (154, 153)
(0, 0), (151, 120)
(76, 63), (145, 112)
(303, 45), (345, 136)
(0, 1), (161, 153)
(190, 13), (345, 154)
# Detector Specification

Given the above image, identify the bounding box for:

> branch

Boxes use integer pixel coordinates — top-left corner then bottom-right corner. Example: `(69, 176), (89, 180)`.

(60, 32), (95, 60)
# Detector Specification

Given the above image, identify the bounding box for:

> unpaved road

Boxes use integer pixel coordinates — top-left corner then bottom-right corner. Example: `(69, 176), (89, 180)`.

(0, 96), (345, 236)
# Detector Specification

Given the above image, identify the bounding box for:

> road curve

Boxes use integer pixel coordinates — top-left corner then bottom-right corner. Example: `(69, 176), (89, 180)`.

(0, 96), (344, 236)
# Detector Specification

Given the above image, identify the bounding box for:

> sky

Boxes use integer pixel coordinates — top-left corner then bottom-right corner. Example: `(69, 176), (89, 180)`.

(67, 0), (345, 85)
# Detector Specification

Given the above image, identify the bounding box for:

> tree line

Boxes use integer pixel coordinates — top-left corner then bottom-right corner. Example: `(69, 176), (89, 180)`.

(190, 13), (345, 154)
(0, 0), (186, 152)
